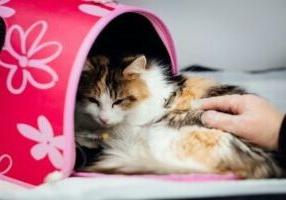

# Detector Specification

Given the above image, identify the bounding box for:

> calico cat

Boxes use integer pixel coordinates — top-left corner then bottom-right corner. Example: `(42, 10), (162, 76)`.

(75, 55), (283, 178)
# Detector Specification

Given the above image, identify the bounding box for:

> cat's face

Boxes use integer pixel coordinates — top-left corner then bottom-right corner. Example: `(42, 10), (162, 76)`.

(78, 55), (150, 127)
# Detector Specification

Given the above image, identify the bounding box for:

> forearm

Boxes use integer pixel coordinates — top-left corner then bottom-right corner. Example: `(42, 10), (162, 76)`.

(278, 114), (286, 153)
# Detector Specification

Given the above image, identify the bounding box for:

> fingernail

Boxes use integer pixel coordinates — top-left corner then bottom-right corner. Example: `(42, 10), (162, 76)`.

(201, 112), (208, 125)
(202, 110), (216, 125)
(191, 100), (203, 109)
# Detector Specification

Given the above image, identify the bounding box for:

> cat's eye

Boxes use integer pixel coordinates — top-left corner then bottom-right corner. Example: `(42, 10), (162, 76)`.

(112, 96), (137, 107)
(112, 99), (125, 106)
(88, 97), (100, 106)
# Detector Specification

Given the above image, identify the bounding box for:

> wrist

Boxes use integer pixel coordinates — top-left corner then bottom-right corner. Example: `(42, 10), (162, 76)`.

(278, 114), (286, 153)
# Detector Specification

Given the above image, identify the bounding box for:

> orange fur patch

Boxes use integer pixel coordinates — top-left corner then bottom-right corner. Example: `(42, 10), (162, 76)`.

(175, 127), (224, 169)
(175, 127), (261, 176)
(171, 77), (217, 110)
(119, 78), (150, 109)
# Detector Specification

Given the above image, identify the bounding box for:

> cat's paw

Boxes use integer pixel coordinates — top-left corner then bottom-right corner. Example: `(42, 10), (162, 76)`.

(83, 157), (122, 173)
(75, 131), (100, 148)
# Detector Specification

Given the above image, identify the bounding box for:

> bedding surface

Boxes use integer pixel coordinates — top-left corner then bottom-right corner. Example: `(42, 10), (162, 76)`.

(1, 176), (286, 200)
(1, 70), (286, 199)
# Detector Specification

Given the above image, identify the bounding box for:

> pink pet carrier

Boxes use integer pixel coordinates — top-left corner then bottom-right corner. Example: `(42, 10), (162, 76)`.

(0, 0), (177, 186)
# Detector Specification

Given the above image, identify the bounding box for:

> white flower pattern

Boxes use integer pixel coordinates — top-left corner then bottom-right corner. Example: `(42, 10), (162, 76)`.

(0, 0), (15, 18)
(0, 154), (13, 175)
(17, 115), (64, 169)
(79, 0), (115, 17)
(0, 21), (62, 94)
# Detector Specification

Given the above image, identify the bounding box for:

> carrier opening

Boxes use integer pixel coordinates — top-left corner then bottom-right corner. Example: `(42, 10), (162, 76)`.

(74, 12), (173, 170)
(89, 13), (172, 68)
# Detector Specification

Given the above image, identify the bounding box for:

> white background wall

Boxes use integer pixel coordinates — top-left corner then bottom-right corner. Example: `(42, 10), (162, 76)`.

(120, 0), (286, 70)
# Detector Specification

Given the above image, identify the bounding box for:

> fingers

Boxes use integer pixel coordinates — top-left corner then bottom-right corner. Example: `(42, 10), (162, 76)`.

(201, 110), (239, 134)
(190, 94), (247, 135)
(191, 95), (242, 114)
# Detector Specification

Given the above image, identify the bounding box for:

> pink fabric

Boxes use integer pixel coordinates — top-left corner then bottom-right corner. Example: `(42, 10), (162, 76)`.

(0, 0), (177, 187)
(75, 172), (238, 182)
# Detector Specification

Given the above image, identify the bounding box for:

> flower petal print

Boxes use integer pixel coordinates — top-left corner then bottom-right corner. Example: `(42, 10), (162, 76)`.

(17, 115), (64, 169)
(0, 20), (62, 94)
(79, 0), (115, 17)
(0, 0), (15, 18)
(0, 154), (13, 175)
(82, 0), (115, 3)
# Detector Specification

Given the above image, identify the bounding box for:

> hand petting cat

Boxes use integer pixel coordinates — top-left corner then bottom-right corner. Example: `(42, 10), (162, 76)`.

(194, 94), (286, 150)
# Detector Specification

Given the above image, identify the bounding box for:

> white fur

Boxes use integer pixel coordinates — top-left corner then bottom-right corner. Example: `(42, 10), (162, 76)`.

(125, 63), (175, 126)
(84, 92), (126, 127)
(96, 124), (212, 174)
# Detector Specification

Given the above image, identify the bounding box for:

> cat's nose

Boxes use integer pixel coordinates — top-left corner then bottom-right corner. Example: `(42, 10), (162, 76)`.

(99, 117), (109, 125)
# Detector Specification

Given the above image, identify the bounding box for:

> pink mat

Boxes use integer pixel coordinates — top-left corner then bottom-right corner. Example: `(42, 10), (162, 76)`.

(75, 172), (239, 182)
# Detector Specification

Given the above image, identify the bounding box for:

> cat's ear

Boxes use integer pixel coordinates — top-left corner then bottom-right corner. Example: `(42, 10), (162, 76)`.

(91, 55), (110, 67)
(123, 55), (147, 80)
(83, 55), (109, 72)
(83, 59), (94, 72)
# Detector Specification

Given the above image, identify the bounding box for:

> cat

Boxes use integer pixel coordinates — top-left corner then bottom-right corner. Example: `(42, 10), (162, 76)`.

(75, 55), (283, 178)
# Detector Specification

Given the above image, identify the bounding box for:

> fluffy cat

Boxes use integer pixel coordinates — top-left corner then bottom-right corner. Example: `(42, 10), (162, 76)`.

(75, 55), (283, 178)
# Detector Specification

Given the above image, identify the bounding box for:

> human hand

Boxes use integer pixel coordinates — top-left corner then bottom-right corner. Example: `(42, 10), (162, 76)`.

(192, 94), (285, 150)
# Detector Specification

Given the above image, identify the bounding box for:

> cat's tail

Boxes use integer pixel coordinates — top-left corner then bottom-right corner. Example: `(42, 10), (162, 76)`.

(176, 126), (283, 179)
(226, 136), (283, 179)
